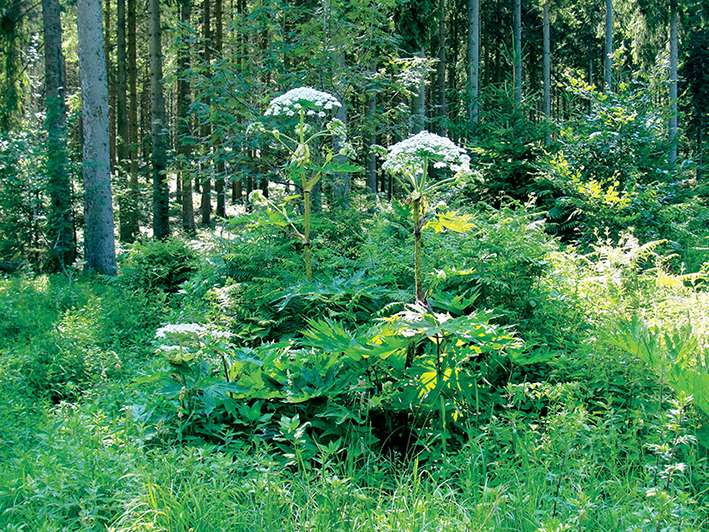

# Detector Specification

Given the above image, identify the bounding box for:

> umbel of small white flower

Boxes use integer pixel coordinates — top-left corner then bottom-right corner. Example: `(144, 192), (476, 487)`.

(382, 131), (471, 177)
(264, 87), (341, 118)
(155, 323), (233, 339)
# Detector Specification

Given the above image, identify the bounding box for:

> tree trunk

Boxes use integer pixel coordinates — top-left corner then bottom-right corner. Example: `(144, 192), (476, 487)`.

(365, 93), (377, 195)
(214, 0), (226, 217)
(467, 0), (479, 135)
(331, 52), (350, 207)
(435, 0), (448, 134)
(604, 0), (613, 92)
(42, 0), (76, 271)
(126, 0), (140, 238)
(104, 0), (116, 172)
(668, 0), (679, 167)
(149, 0), (170, 238)
(77, 0), (117, 274)
(199, 0), (212, 225)
(177, 0), (195, 232)
(116, 0), (133, 241)
(543, 1), (551, 144)
(513, 0), (522, 108)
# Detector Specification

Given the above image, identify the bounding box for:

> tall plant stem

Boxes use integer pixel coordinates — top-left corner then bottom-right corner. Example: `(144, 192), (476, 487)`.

(413, 197), (423, 302)
(412, 162), (427, 302)
(303, 190), (313, 279)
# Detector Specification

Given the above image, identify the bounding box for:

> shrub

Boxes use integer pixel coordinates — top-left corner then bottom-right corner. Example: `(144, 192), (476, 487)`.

(120, 238), (197, 293)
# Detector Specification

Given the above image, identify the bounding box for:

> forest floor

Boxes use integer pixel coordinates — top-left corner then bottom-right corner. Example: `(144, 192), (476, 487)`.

(0, 214), (707, 530)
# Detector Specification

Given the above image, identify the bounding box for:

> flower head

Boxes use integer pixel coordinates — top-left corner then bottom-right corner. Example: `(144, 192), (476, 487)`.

(381, 131), (471, 177)
(265, 87), (341, 118)
(155, 323), (208, 338)
(155, 323), (233, 340)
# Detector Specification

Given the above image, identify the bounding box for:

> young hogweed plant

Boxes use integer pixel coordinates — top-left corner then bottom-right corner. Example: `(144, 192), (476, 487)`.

(154, 323), (240, 440)
(249, 87), (357, 279)
(382, 131), (473, 302)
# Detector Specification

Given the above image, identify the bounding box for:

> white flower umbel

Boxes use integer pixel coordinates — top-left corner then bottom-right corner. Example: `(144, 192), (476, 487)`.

(155, 323), (234, 340)
(155, 323), (207, 338)
(264, 87), (341, 118)
(382, 131), (471, 178)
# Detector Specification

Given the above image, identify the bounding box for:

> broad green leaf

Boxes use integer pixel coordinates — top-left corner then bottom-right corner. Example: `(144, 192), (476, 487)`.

(425, 211), (474, 233)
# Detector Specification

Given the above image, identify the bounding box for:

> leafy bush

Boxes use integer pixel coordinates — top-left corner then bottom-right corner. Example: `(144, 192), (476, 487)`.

(120, 238), (197, 293)
(535, 78), (707, 257)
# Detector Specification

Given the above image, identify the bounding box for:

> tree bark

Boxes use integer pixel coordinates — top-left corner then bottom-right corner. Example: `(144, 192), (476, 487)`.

(116, 0), (133, 241)
(467, 0), (479, 135)
(77, 0), (117, 274)
(214, 0), (226, 217)
(126, 0), (140, 237)
(149, 0), (170, 238)
(668, 0), (679, 167)
(331, 52), (350, 207)
(42, 0), (76, 270)
(435, 0), (448, 134)
(199, 0), (212, 225)
(365, 93), (377, 195)
(104, 0), (116, 172)
(513, 0), (522, 108)
(604, 0), (613, 92)
(177, 0), (195, 232)
(543, 1), (551, 144)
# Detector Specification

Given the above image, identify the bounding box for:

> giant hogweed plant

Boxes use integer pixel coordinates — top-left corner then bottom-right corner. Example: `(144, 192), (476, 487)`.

(248, 87), (359, 279)
(381, 131), (473, 302)
(146, 307), (523, 456)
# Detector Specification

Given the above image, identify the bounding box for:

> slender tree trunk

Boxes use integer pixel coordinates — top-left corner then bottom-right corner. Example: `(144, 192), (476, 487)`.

(513, 0), (522, 108)
(104, 0), (116, 172)
(149, 0), (170, 238)
(77, 0), (117, 274)
(116, 0), (133, 241)
(467, 0), (479, 135)
(543, 1), (551, 144)
(604, 0), (613, 92)
(435, 0), (448, 134)
(332, 53), (350, 207)
(177, 0), (195, 232)
(365, 93), (377, 195)
(231, 0), (246, 205)
(214, 0), (226, 217)
(126, 0), (140, 238)
(43, 0), (76, 270)
(199, 0), (212, 225)
(668, 0), (679, 167)
(140, 64), (151, 162)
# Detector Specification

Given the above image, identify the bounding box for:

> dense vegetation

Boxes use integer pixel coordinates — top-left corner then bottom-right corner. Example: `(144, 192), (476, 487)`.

(0, 0), (707, 529)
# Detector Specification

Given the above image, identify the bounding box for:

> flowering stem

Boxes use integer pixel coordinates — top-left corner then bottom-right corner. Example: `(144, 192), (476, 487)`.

(303, 190), (313, 279)
(296, 110), (313, 280)
(413, 161), (427, 303)
(413, 196), (423, 302)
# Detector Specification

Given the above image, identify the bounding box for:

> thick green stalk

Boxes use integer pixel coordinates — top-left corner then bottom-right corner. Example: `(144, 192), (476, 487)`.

(297, 111), (313, 279)
(303, 190), (312, 279)
(412, 161), (427, 302)
(413, 196), (423, 302)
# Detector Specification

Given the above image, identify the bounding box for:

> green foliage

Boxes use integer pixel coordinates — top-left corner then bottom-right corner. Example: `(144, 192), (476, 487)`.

(0, 130), (46, 266)
(607, 315), (709, 419)
(120, 238), (197, 293)
(465, 91), (549, 202)
(0, 275), (163, 402)
(536, 79), (708, 257)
